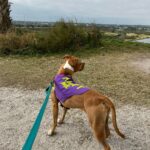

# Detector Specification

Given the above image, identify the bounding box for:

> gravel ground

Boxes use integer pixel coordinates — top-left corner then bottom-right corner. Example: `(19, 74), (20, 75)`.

(0, 87), (150, 150)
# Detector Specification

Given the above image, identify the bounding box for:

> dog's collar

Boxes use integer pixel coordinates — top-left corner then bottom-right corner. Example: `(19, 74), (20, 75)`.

(63, 60), (74, 72)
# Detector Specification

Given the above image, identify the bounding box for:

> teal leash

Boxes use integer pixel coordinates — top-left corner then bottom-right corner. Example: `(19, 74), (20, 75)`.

(22, 81), (53, 150)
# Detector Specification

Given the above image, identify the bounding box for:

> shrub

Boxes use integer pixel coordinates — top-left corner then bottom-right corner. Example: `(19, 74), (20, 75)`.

(0, 20), (102, 55)
(0, 32), (37, 54)
(36, 21), (84, 52)
(87, 25), (102, 47)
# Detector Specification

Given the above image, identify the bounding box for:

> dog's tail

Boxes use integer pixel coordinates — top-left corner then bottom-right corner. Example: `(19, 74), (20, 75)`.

(105, 98), (125, 139)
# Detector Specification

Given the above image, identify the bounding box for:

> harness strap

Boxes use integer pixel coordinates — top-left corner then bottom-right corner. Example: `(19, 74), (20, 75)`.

(60, 103), (70, 110)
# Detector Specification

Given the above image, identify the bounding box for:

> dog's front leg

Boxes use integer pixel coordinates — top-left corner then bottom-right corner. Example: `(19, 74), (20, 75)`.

(58, 107), (68, 124)
(48, 90), (58, 136)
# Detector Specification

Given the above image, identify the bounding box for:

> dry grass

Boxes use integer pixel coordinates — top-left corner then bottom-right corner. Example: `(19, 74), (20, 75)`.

(103, 32), (150, 40)
(104, 32), (118, 36)
(126, 33), (150, 40)
(0, 32), (36, 51)
(0, 51), (150, 107)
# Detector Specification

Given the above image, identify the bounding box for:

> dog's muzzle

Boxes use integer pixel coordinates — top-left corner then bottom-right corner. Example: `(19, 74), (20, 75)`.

(63, 61), (74, 72)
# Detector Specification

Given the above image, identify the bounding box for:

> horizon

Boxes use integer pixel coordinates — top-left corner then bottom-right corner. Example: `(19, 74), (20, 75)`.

(12, 20), (150, 27)
(10, 0), (150, 26)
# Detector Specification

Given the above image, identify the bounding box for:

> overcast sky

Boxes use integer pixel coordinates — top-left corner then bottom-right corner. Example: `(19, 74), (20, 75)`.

(10, 0), (150, 25)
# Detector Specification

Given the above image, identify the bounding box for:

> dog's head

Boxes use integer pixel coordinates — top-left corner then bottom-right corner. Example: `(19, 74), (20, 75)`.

(63, 55), (85, 74)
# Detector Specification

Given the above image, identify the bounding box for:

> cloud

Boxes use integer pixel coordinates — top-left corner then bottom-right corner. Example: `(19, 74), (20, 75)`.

(10, 0), (150, 25)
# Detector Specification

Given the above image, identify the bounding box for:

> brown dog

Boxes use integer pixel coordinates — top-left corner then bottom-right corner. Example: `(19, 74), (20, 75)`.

(48, 55), (125, 150)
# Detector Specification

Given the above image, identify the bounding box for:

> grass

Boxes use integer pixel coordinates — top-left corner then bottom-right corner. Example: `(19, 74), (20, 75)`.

(103, 31), (150, 40)
(126, 33), (150, 39)
(0, 48), (150, 107)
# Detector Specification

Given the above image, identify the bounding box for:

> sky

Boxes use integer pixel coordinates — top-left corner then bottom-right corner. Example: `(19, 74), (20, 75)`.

(10, 0), (150, 25)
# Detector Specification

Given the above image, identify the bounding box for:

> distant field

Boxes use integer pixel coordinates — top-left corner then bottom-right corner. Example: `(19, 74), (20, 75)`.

(104, 32), (150, 40)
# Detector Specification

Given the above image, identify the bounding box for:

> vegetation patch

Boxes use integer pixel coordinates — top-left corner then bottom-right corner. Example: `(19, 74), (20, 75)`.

(0, 20), (102, 55)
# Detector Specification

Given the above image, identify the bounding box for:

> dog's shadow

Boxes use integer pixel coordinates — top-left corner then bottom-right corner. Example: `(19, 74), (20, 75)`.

(55, 121), (93, 144)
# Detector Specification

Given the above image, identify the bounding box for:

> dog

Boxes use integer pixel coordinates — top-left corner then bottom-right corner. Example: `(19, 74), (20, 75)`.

(48, 55), (125, 150)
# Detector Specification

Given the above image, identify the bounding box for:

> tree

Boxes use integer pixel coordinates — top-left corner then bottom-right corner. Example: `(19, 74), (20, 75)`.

(0, 0), (12, 33)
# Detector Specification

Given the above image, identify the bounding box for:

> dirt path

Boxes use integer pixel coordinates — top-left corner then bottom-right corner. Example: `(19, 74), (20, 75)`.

(0, 87), (149, 150)
(131, 58), (150, 74)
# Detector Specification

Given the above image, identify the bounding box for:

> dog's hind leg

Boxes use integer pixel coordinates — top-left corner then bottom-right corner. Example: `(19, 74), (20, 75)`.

(86, 105), (111, 150)
(58, 107), (68, 124)
(93, 117), (111, 150)
(105, 108), (110, 138)
(48, 90), (58, 136)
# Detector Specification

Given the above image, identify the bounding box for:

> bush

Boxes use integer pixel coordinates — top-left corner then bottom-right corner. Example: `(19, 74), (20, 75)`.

(87, 25), (102, 47)
(0, 20), (102, 55)
(0, 32), (37, 55)
(35, 20), (102, 53)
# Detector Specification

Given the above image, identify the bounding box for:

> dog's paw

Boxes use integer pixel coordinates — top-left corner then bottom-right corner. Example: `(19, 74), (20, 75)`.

(57, 118), (63, 124)
(47, 129), (54, 136)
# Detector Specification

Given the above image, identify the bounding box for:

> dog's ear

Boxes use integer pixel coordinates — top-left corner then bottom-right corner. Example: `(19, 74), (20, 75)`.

(63, 54), (71, 60)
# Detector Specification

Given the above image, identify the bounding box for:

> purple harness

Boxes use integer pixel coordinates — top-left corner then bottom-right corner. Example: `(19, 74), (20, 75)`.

(54, 74), (90, 103)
